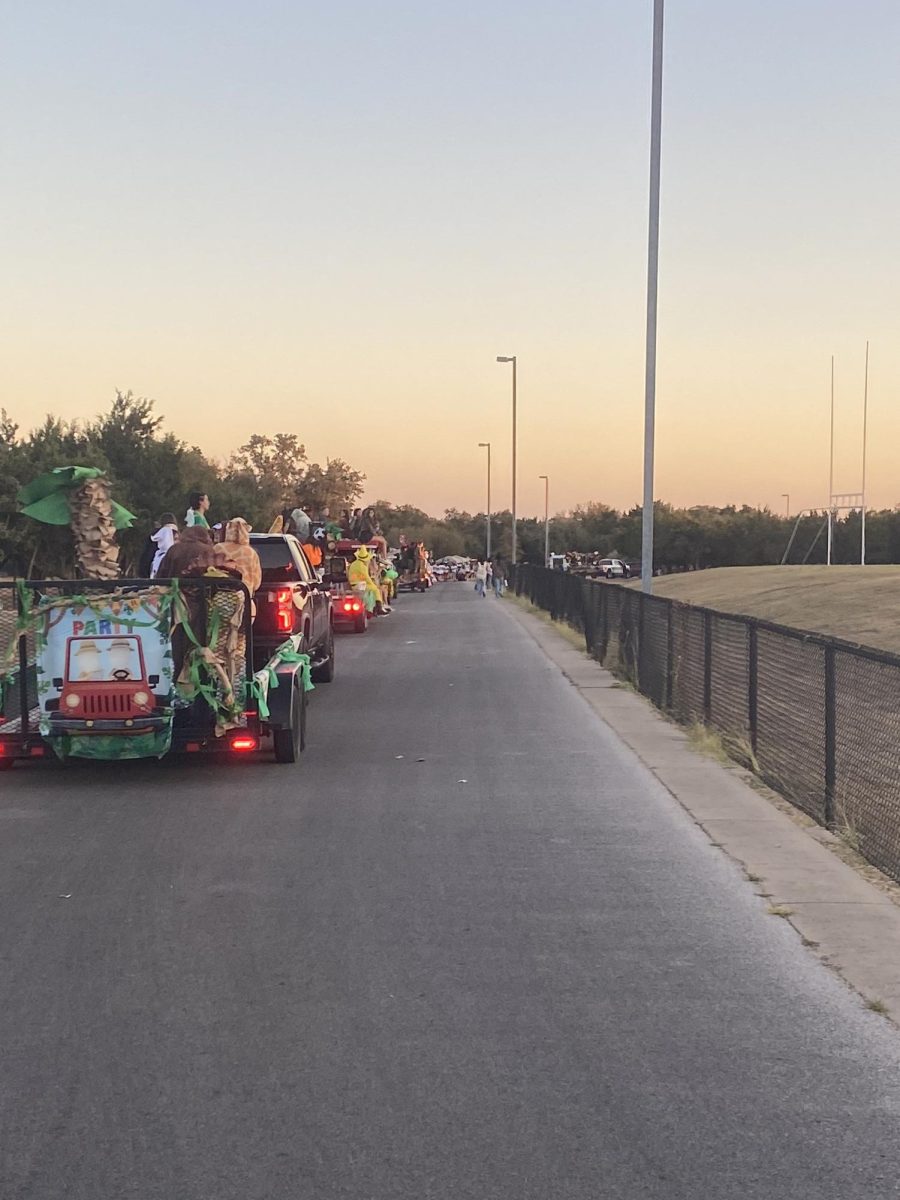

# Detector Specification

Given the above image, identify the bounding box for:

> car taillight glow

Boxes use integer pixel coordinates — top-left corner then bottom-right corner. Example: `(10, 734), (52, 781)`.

(276, 588), (293, 632)
(231, 736), (258, 753)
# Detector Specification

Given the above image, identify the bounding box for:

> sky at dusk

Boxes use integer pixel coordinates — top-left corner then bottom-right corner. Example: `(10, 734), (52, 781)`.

(2, 1), (899, 519)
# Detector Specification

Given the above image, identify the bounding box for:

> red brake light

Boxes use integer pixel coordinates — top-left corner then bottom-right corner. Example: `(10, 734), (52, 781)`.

(342, 601), (353, 612)
(275, 588), (293, 632)
(231, 736), (258, 753)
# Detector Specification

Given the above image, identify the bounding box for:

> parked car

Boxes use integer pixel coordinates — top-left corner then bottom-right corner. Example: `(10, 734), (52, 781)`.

(250, 534), (336, 680)
(598, 558), (627, 579)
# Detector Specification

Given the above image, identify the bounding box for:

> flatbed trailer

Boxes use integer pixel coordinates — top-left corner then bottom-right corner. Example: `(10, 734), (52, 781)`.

(0, 577), (311, 769)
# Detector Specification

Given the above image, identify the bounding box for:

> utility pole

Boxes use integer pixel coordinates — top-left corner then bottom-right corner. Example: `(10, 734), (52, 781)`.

(539, 475), (550, 566)
(641, 0), (665, 594)
(827, 355), (834, 566)
(478, 442), (492, 559)
(861, 341), (869, 566)
(496, 356), (517, 562)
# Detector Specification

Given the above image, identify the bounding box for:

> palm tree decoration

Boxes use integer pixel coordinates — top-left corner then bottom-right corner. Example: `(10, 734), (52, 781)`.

(18, 466), (135, 580)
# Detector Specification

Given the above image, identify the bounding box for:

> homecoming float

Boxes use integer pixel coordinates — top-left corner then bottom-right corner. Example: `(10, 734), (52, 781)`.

(0, 468), (311, 769)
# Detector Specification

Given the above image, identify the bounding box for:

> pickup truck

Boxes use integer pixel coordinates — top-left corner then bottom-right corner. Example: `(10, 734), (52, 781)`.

(250, 533), (336, 681)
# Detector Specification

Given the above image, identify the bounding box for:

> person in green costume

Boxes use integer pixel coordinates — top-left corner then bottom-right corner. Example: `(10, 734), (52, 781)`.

(185, 491), (211, 529)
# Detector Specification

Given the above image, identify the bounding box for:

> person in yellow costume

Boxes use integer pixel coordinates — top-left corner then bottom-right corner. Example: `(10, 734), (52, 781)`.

(347, 546), (389, 615)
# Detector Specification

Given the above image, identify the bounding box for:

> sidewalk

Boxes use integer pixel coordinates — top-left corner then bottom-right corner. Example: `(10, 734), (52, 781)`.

(504, 597), (900, 1021)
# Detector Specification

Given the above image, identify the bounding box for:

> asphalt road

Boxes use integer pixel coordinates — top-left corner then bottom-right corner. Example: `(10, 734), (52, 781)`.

(3, 583), (900, 1199)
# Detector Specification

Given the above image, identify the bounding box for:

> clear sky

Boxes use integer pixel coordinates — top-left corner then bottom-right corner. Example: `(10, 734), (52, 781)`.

(2, 1), (898, 519)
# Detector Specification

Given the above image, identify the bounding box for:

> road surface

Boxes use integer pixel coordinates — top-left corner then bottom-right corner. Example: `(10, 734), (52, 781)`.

(3, 583), (900, 1199)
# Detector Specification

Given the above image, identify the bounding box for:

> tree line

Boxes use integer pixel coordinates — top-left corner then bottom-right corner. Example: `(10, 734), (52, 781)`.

(0, 393), (365, 577)
(375, 500), (899, 569)
(1, 393), (895, 576)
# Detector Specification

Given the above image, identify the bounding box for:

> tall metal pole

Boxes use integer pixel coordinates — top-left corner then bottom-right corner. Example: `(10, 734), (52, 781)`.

(478, 442), (492, 559)
(782, 493), (790, 517)
(861, 340), (869, 566)
(540, 475), (549, 566)
(496, 356), (517, 563)
(512, 357), (517, 564)
(827, 355), (835, 566)
(641, 0), (665, 595)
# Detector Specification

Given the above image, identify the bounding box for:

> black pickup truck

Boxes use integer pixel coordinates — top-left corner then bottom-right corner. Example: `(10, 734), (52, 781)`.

(250, 534), (336, 682)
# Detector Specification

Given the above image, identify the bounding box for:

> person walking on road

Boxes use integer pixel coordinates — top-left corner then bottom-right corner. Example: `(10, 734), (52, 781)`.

(492, 555), (505, 597)
(474, 558), (488, 597)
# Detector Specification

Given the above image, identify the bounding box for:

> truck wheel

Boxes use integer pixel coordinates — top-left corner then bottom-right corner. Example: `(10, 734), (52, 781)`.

(274, 682), (306, 763)
(354, 615), (367, 634)
(312, 626), (336, 683)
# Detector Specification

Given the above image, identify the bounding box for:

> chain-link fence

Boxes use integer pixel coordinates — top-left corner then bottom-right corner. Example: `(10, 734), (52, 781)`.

(511, 564), (900, 885)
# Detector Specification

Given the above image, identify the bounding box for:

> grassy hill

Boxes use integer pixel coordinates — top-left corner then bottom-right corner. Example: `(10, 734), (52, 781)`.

(630, 566), (900, 654)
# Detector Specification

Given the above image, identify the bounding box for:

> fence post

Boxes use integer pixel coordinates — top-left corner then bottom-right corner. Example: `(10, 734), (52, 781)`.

(665, 601), (674, 709)
(637, 591), (645, 692)
(824, 645), (836, 830)
(748, 622), (758, 756)
(703, 610), (713, 723)
(600, 584), (609, 662)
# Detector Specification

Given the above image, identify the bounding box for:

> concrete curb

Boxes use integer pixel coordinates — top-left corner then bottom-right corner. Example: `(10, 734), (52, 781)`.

(503, 596), (900, 1022)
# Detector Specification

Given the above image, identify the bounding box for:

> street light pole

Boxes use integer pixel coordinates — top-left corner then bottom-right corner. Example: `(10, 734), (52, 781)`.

(642, 0), (665, 595)
(827, 355), (835, 566)
(861, 340), (869, 566)
(539, 475), (549, 566)
(478, 442), (492, 559)
(496, 356), (517, 563)
(782, 493), (790, 517)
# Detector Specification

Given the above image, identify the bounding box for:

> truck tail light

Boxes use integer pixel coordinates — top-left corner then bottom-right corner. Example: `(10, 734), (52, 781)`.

(231, 736), (259, 753)
(276, 589), (292, 633)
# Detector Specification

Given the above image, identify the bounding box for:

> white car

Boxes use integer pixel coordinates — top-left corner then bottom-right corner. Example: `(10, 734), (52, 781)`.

(598, 558), (627, 579)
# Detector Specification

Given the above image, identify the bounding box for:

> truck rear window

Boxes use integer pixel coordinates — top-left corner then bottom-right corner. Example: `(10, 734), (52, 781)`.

(255, 542), (300, 583)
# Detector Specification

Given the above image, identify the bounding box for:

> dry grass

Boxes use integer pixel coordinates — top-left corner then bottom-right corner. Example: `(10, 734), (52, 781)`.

(628, 566), (900, 653)
(506, 593), (588, 653)
(866, 997), (890, 1015)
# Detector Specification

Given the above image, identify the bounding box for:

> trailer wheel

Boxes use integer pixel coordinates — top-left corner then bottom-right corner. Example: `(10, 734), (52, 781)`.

(274, 681), (307, 763)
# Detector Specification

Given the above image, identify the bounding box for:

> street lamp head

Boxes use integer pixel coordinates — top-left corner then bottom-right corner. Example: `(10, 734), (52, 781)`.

(496, 355), (514, 363)
(478, 442), (490, 448)
(539, 474), (548, 481)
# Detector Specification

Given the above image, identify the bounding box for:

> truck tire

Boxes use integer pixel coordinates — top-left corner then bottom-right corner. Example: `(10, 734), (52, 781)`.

(354, 614), (367, 634)
(274, 681), (306, 763)
(312, 625), (336, 683)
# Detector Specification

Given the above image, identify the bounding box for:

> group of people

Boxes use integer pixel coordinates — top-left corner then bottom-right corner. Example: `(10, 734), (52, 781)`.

(138, 492), (398, 618)
(138, 493), (263, 601)
(474, 557), (505, 598)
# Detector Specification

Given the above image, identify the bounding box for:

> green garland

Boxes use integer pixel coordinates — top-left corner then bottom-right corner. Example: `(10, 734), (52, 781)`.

(247, 636), (314, 721)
